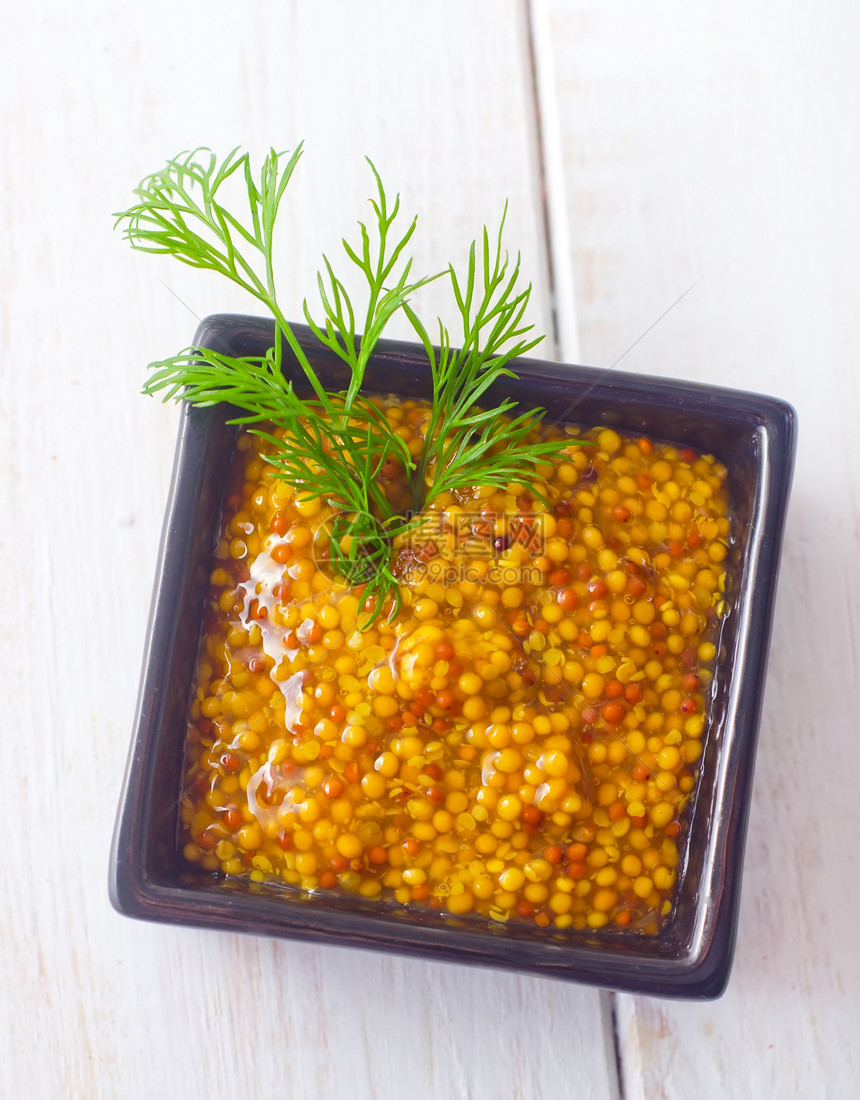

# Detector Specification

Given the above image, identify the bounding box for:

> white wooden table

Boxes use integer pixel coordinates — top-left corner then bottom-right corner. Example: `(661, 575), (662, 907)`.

(3, 2), (857, 1096)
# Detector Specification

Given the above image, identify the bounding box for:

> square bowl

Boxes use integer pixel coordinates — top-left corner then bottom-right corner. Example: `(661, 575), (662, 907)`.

(110, 313), (796, 998)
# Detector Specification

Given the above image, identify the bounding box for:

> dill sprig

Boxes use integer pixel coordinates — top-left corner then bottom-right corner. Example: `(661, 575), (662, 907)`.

(404, 207), (568, 512)
(116, 144), (433, 624)
(115, 145), (573, 626)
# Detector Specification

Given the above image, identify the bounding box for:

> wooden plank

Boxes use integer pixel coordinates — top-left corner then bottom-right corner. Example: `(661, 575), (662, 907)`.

(0, 2), (619, 1097)
(543, 1), (860, 1096)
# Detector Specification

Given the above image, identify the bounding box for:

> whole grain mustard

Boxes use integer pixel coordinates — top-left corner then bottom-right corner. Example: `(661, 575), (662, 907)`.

(180, 397), (730, 934)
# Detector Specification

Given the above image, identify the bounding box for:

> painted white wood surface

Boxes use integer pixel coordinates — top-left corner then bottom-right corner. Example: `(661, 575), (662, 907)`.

(1, 3), (618, 1100)
(544, 2), (860, 1097)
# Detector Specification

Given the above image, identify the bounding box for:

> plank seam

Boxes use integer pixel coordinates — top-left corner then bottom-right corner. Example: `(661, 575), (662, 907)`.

(523, 0), (581, 364)
(607, 992), (626, 1100)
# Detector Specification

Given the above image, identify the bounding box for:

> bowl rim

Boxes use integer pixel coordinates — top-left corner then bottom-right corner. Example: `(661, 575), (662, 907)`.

(110, 313), (797, 999)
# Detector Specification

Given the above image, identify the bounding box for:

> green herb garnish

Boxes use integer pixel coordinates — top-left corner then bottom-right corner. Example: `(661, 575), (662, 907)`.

(115, 145), (570, 625)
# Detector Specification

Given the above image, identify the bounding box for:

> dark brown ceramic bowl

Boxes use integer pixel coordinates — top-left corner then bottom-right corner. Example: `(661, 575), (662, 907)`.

(110, 314), (796, 998)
